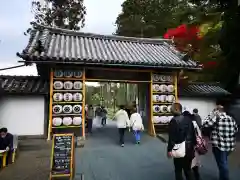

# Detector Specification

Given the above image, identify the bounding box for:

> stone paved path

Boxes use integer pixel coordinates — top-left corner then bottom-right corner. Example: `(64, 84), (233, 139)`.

(74, 121), (240, 180)
(0, 120), (239, 180)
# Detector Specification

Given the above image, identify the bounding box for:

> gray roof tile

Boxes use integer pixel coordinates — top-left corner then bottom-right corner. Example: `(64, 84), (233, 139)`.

(0, 75), (229, 98)
(179, 82), (230, 97)
(17, 26), (200, 69)
(0, 76), (48, 95)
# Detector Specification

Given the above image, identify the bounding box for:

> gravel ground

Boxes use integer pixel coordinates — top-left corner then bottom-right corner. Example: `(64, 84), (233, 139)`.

(0, 139), (51, 180)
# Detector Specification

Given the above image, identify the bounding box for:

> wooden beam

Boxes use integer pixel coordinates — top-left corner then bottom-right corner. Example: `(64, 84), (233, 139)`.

(47, 71), (54, 141)
(82, 69), (86, 139)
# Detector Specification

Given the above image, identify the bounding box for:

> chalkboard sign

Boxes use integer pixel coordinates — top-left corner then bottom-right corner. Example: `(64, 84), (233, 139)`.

(50, 133), (75, 179)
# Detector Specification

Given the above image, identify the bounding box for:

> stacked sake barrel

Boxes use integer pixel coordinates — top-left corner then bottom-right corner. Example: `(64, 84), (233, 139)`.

(51, 69), (83, 129)
(152, 74), (176, 127)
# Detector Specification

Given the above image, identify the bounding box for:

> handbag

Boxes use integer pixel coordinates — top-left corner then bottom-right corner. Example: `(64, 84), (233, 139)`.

(192, 121), (208, 155)
(170, 115), (186, 158)
(171, 141), (186, 158)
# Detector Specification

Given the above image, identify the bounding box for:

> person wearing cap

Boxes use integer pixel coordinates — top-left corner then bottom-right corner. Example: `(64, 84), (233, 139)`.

(203, 104), (238, 180)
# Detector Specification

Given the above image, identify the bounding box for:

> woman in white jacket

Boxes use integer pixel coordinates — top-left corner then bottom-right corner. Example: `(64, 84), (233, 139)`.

(130, 108), (144, 144)
(113, 105), (130, 147)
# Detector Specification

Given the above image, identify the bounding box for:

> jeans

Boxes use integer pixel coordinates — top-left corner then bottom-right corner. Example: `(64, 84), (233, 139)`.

(173, 155), (193, 180)
(134, 130), (141, 142)
(212, 147), (229, 180)
(118, 128), (126, 144)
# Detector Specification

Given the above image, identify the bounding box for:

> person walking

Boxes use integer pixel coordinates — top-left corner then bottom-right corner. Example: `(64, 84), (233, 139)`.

(167, 103), (196, 180)
(101, 106), (107, 126)
(113, 105), (130, 147)
(130, 108), (144, 144)
(87, 105), (94, 134)
(202, 104), (238, 180)
(95, 105), (102, 129)
(191, 111), (202, 180)
(192, 108), (202, 127)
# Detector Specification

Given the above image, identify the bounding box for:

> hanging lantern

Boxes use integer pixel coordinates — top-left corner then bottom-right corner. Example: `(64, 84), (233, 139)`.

(73, 71), (83, 78)
(64, 81), (73, 90)
(73, 117), (82, 125)
(160, 105), (168, 113)
(167, 85), (174, 93)
(62, 117), (73, 126)
(153, 105), (161, 113)
(153, 84), (160, 92)
(53, 105), (63, 114)
(54, 70), (63, 77)
(63, 70), (73, 78)
(73, 81), (83, 90)
(63, 93), (73, 102)
(63, 105), (73, 114)
(166, 95), (176, 103)
(153, 95), (160, 102)
(54, 81), (64, 90)
(52, 117), (62, 126)
(73, 93), (83, 101)
(53, 93), (63, 102)
(72, 105), (82, 114)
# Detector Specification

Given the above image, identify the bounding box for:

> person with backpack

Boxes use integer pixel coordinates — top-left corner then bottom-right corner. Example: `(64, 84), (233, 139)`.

(129, 108), (144, 144)
(202, 104), (238, 180)
(167, 103), (196, 180)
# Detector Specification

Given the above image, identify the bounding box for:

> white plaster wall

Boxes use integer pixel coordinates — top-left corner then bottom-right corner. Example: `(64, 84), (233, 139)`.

(179, 97), (216, 120)
(0, 96), (45, 136)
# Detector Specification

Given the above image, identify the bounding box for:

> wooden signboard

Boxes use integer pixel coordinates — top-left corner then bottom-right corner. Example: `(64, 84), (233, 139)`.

(49, 133), (75, 180)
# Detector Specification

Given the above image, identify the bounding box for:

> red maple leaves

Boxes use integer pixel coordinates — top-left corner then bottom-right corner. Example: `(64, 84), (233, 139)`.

(164, 24), (217, 69)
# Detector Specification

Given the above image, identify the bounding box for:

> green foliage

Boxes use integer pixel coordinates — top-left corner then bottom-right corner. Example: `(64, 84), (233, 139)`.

(115, 0), (179, 37)
(25, 0), (86, 35)
(115, 0), (225, 82)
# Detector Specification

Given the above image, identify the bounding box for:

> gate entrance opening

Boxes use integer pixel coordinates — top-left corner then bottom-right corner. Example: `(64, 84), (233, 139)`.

(85, 81), (149, 132)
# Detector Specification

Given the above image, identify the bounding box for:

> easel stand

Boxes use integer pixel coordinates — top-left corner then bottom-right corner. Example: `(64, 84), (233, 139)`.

(49, 134), (75, 180)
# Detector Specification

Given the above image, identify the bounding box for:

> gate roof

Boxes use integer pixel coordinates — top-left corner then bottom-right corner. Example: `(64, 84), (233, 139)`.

(17, 25), (200, 70)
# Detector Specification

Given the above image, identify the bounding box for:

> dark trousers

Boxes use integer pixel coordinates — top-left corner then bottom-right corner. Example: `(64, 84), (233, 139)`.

(212, 147), (229, 180)
(101, 117), (106, 125)
(118, 128), (126, 144)
(173, 155), (193, 180)
(87, 118), (93, 133)
(192, 166), (200, 180)
(6, 151), (12, 165)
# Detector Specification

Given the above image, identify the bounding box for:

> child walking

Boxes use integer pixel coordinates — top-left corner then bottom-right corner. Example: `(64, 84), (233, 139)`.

(130, 108), (144, 144)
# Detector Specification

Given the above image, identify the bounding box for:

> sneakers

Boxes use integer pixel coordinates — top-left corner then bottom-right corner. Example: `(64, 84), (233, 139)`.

(136, 141), (140, 144)
(121, 144), (124, 147)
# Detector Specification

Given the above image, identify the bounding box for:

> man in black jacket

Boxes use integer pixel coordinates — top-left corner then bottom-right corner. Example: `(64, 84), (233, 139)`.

(0, 127), (13, 165)
(167, 103), (196, 180)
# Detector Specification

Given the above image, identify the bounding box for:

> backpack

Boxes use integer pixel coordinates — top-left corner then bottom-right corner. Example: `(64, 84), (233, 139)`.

(192, 121), (208, 155)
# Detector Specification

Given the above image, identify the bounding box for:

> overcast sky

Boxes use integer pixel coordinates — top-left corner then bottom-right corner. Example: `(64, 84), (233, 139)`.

(0, 0), (124, 75)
